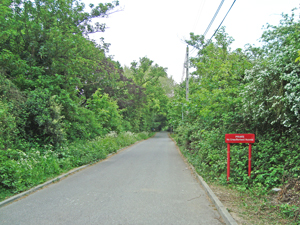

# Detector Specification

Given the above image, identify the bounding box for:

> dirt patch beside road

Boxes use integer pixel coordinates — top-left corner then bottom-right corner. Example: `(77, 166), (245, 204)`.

(209, 183), (295, 224)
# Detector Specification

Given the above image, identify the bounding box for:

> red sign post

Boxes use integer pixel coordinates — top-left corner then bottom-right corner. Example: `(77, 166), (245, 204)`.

(225, 134), (255, 182)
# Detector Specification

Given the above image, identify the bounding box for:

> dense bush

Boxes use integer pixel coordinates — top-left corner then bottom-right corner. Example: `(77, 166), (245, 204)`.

(0, 100), (18, 150)
(23, 88), (65, 146)
(0, 0), (171, 203)
(169, 9), (300, 191)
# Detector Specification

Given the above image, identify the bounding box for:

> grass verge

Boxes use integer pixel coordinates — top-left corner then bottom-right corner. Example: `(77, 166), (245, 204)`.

(170, 133), (300, 225)
(0, 131), (154, 202)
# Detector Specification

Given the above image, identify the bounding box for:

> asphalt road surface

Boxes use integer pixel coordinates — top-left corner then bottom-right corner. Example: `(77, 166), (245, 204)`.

(0, 132), (223, 225)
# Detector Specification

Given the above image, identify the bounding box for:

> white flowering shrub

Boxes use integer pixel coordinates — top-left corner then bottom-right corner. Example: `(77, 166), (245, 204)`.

(0, 147), (62, 193)
(241, 10), (300, 133)
(105, 131), (118, 138)
(123, 131), (134, 137)
(0, 131), (153, 200)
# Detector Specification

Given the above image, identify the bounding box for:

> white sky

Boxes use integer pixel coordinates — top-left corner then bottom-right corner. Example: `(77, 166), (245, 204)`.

(86, 0), (300, 83)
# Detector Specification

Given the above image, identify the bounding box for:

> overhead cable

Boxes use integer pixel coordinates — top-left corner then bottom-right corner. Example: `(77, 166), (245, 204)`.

(203, 0), (225, 37)
(192, 0), (206, 32)
(208, 0), (237, 43)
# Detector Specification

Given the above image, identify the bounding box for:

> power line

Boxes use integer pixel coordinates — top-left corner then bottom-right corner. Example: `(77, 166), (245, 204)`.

(192, 0), (206, 32)
(203, 0), (225, 37)
(208, 0), (237, 43)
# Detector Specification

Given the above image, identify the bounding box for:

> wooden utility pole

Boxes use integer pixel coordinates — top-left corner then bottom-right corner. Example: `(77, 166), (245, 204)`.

(186, 46), (189, 101)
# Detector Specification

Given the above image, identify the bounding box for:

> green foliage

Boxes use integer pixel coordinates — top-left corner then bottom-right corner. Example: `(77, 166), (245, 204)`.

(63, 102), (104, 141)
(242, 9), (300, 134)
(122, 57), (171, 132)
(169, 8), (300, 198)
(0, 0), (171, 202)
(0, 131), (153, 201)
(23, 88), (65, 146)
(296, 50), (300, 63)
(169, 27), (252, 133)
(0, 100), (18, 150)
(279, 204), (300, 221)
(0, 147), (62, 193)
(87, 89), (123, 134)
(0, 0), (125, 145)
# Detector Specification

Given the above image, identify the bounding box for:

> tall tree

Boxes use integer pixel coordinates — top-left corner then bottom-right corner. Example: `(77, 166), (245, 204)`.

(122, 57), (170, 131)
(0, 0), (121, 146)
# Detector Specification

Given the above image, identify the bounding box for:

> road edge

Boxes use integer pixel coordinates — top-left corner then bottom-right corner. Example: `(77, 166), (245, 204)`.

(0, 134), (156, 208)
(168, 133), (238, 225)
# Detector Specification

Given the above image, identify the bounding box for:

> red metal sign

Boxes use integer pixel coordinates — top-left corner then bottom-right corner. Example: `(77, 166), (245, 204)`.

(225, 133), (255, 143)
(225, 134), (255, 182)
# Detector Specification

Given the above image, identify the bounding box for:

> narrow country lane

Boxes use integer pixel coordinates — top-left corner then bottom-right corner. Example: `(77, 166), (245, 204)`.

(0, 132), (223, 225)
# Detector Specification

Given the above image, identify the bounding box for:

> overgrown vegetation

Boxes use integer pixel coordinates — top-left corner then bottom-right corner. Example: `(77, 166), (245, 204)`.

(2, 1), (300, 223)
(169, 8), (300, 223)
(0, 131), (153, 201)
(0, 0), (173, 200)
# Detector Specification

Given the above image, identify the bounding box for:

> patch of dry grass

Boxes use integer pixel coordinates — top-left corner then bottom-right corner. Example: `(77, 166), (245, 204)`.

(209, 182), (296, 225)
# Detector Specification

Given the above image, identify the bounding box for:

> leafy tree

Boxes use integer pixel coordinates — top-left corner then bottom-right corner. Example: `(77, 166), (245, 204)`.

(170, 27), (252, 132)
(87, 89), (123, 134)
(130, 57), (167, 86)
(124, 57), (170, 131)
(0, 0), (123, 146)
